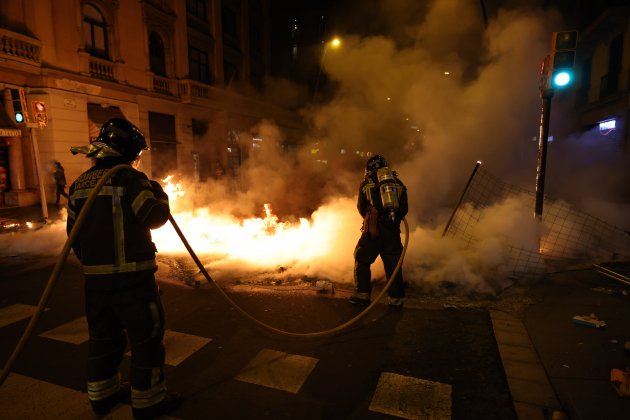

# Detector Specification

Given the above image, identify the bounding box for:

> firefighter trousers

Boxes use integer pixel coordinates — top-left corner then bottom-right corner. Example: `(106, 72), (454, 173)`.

(84, 273), (167, 411)
(353, 223), (405, 299)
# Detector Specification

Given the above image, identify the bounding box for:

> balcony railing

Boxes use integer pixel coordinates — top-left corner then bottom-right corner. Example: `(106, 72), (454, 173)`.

(0, 28), (41, 66)
(152, 74), (177, 96)
(88, 56), (116, 81)
(179, 79), (210, 102)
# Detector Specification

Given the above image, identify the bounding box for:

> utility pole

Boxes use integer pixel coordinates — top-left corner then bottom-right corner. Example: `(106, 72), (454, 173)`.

(27, 123), (48, 222)
(535, 85), (554, 218)
(534, 31), (578, 219)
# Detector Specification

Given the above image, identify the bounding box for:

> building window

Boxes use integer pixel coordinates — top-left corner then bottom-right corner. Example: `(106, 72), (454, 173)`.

(249, 22), (262, 59)
(608, 33), (623, 78)
(83, 4), (108, 58)
(600, 34), (624, 98)
(187, 0), (207, 20)
(576, 57), (591, 107)
(149, 32), (167, 77)
(221, 3), (239, 47)
(148, 112), (178, 178)
(189, 46), (211, 83)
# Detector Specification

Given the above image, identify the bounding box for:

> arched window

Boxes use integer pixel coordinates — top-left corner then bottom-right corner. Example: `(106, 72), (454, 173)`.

(83, 4), (108, 58)
(149, 32), (167, 77)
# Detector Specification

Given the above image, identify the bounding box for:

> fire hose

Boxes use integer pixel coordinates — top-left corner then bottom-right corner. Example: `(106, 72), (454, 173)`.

(0, 164), (409, 386)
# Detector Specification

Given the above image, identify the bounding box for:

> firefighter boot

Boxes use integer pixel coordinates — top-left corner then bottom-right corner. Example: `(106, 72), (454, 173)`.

(349, 292), (371, 305)
(92, 382), (131, 417)
(132, 392), (182, 419)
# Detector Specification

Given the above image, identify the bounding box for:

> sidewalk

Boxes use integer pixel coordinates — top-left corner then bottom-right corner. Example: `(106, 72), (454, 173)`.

(0, 204), (65, 232)
(522, 265), (630, 419)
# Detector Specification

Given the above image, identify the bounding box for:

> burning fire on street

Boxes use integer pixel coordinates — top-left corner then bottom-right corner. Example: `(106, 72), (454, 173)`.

(153, 176), (358, 284)
(0, 174), (574, 297)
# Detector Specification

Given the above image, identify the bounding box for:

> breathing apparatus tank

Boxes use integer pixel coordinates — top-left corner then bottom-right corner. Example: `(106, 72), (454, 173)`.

(376, 166), (400, 223)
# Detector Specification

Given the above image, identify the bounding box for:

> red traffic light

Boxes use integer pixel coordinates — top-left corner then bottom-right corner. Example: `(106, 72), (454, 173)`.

(553, 31), (578, 50)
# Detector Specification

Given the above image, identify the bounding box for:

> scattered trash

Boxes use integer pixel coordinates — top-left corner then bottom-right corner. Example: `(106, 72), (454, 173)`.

(572, 314), (606, 329)
(611, 368), (630, 398)
(611, 339), (619, 344)
(562, 364), (570, 368)
(314, 280), (335, 294)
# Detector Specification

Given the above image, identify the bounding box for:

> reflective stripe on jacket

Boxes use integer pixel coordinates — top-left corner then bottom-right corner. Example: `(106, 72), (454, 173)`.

(67, 162), (169, 280)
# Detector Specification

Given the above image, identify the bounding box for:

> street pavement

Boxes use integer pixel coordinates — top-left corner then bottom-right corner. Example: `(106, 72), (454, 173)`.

(522, 265), (630, 420)
(1, 204), (630, 419)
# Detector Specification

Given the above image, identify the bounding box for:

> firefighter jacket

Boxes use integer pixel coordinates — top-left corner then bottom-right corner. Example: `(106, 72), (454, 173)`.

(67, 159), (169, 285)
(358, 171), (408, 232)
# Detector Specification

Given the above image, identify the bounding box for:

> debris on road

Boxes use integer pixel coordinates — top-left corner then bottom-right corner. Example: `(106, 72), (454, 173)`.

(611, 368), (630, 398)
(572, 314), (606, 328)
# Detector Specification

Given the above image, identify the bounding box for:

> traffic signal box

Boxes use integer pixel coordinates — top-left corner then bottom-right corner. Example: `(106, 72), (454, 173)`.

(549, 30), (578, 88)
(31, 101), (48, 128)
(10, 88), (29, 124)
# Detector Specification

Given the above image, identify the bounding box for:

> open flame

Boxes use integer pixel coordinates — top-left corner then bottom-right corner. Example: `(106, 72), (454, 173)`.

(152, 176), (353, 278)
(161, 175), (186, 200)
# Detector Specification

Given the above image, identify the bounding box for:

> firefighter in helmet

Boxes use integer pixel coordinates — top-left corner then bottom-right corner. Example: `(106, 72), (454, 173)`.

(67, 118), (181, 419)
(349, 154), (408, 307)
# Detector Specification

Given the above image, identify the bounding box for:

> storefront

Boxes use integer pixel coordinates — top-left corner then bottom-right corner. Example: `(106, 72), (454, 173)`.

(0, 104), (22, 207)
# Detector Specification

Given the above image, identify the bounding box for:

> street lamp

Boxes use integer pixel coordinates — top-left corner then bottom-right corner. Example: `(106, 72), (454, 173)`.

(313, 37), (341, 101)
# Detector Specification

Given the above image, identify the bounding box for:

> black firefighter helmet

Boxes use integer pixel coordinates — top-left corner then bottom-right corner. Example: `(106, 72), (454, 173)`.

(365, 154), (388, 176)
(71, 118), (148, 162)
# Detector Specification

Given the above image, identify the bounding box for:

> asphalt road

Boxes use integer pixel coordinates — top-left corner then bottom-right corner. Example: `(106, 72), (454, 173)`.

(0, 254), (516, 420)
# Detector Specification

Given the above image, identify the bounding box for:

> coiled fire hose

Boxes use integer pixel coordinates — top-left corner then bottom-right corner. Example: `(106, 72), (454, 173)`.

(0, 164), (409, 386)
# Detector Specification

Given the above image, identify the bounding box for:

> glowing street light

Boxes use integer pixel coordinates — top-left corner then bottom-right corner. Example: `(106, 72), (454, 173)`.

(313, 37), (342, 101)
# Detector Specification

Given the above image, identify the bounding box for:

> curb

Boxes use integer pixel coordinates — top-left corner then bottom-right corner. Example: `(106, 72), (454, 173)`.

(490, 310), (566, 420)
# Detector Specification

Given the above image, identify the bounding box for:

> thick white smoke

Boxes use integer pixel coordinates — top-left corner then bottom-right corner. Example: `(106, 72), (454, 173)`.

(2, 1), (626, 297)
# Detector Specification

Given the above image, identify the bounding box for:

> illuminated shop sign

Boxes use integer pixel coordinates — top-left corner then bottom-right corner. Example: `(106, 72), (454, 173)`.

(598, 119), (616, 133)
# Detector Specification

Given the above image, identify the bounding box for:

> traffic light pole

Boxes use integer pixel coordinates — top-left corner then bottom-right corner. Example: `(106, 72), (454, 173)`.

(27, 124), (48, 222)
(534, 87), (554, 218)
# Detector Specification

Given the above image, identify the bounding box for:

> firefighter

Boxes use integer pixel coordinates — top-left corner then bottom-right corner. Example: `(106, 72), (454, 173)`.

(67, 118), (181, 419)
(349, 154), (408, 308)
(53, 161), (69, 207)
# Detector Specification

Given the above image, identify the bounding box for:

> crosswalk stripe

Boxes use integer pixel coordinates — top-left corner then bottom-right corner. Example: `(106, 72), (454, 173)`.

(0, 304), (49, 328)
(2, 309), (453, 418)
(162, 329), (212, 366)
(235, 348), (318, 394)
(39, 316), (89, 344)
(34, 314), (212, 367)
(369, 372), (452, 419)
(123, 329), (212, 366)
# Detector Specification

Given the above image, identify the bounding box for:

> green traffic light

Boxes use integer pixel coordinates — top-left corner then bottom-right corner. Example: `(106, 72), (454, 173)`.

(15, 112), (24, 123)
(552, 70), (572, 88)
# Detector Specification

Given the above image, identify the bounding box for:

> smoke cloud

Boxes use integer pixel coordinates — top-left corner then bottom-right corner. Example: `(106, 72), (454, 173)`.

(2, 1), (627, 297)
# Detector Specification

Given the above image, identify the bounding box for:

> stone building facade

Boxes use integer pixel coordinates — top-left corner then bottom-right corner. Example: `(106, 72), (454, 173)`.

(0, 0), (305, 207)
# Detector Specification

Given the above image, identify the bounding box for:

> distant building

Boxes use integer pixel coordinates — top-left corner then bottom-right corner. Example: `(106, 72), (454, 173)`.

(0, 0), (305, 207)
(571, 4), (630, 154)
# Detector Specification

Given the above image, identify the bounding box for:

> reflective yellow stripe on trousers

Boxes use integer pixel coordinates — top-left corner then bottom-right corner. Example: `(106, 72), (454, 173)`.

(87, 374), (121, 401)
